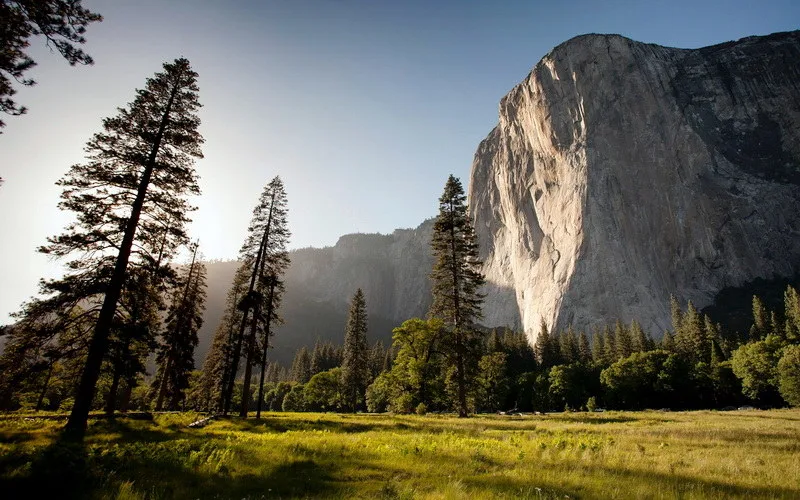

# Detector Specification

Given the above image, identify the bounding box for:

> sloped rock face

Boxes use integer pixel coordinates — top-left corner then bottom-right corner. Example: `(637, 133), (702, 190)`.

(469, 31), (800, 340)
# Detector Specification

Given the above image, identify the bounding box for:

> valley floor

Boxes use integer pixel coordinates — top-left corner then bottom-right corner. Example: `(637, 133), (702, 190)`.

(0, 409), (798, 499)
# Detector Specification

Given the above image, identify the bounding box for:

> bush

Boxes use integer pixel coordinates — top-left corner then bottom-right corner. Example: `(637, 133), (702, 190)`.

(304, 368), (343, 412)
(282, 385), (306, 412)
(366, 372), (394, 413)
(731, 335), (784, 401)
(586, 396), (597, 412)
(778, 345), (800, 407)
(415, 402), (427, 415)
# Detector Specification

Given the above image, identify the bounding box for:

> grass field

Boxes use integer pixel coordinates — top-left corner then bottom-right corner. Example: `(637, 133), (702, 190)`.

(0, 409), (798, 499)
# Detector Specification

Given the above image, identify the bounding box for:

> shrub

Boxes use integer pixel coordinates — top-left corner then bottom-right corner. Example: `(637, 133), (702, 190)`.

(415, 402), (427, 415)
(282, 385), (306, 412)
(778, 345), (800, 407)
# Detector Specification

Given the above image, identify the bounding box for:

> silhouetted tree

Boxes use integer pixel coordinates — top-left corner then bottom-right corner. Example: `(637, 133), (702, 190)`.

(153, 244), (207, 411)
(21, 58), (204, 438)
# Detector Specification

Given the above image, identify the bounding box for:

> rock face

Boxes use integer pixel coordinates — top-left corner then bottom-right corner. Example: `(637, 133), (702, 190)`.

(469, 31), (800, 340)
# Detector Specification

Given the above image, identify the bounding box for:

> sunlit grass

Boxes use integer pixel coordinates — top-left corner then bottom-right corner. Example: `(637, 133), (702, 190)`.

(0, 409), (798, 499)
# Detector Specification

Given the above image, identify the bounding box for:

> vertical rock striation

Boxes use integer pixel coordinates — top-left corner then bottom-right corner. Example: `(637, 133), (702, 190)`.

(469, 31), (800, 340)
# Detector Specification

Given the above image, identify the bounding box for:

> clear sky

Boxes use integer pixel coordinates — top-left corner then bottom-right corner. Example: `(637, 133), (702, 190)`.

(1, 0), (798, 323)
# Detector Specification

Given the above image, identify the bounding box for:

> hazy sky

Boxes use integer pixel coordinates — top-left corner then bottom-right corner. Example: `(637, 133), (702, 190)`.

(1, 0), (798, 323)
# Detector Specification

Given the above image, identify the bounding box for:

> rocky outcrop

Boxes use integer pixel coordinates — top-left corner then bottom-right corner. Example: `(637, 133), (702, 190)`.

(469, 31), (800, 340)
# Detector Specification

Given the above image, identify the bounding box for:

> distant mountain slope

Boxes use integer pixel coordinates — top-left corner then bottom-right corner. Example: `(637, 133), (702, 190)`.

(197, 220), (439, 365)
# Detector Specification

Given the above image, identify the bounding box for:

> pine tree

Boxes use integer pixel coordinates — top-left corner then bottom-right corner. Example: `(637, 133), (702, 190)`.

(32, 58), (204, 438)
(429, 175), (485, 417)
(603, 326), (616, 363)
(785, 286), (800, 342)
(591, 328), (606, 365)
(630, 320), (649, 353)
(341, 289), (369, 412)
(750, 295), (769, 341)
(615, 321), (633, 359)
(676, 301), (704, 362)
(104, 268), (161, 414)
(661, 330), (676, 352)
(534, 320), (554, 369)
(153, 244), (207, 411)
(198, 262), (250, 412)
(221, 177), (290, 417)
(290, 347), (312, 384)
(0, 0), (102, 129)
(560, 326), (579, 364)
(577, 331), (592, 363)
(368, 341), (386, 381)
(310, 339), (324, 376)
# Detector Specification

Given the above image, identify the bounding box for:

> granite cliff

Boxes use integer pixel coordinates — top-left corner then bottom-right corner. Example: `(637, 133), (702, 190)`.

(469, 31), (800, 340)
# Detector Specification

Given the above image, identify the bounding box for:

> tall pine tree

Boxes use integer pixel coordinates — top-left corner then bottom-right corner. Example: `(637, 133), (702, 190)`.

(341, 289), (369, 412)
(21, 58), (204, 438)
(152, 244), (207, 411)
(429, 175), (485, 417)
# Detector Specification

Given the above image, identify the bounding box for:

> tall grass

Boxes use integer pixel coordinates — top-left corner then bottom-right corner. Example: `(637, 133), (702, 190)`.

(0, 410), (798, 499)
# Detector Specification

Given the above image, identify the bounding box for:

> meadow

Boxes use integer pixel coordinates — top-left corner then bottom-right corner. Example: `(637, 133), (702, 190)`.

(0, 409), (798, 499)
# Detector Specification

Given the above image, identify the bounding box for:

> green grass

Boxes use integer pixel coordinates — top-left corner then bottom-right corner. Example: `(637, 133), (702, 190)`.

(0, 409), (799, 499)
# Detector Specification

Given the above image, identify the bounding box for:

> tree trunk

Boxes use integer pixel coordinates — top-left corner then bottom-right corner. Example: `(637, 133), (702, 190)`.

(64, 77), (181, 440)
(119, 379), (134, 412)
(105, 368), (121, 416)
(239, 304), (260, 417)
(223, 230), (268, 415)
(255, 279), (276, 419)
(35, 362), (54, 412)
(226, 193), (275, 416)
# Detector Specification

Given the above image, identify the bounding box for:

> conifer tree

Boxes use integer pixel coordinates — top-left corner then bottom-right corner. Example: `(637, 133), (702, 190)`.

(368, 341), (386, 381)
(615, 321), (633, 359)
(560, 326), (579, 364)
(630, 320), (649, 353)
(199, 262), (250, 412)
(290, 346), (312, 384)
(32, 58), (204, 438)
(661, 330), (676, 352)
(785, 286), (800, 342)
(750, 295), (769, 341)
(534, 320), (555, 369)
(341, 289), (369, 412)
(1, 0), (102, 129)
(603, 326), (616, 363)
(221, 177), (290, 416)
(591, 328), (606, 365)
(152, 244), (207, 411)
(578, 331), (592, 363)
(429, 175), (485, 417)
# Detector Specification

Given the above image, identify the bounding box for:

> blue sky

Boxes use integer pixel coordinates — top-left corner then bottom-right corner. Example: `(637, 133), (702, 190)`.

(0, 0), (798, 323)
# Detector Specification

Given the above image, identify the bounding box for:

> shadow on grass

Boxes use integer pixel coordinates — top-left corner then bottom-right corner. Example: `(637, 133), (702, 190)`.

(0, 422), (345, 499)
